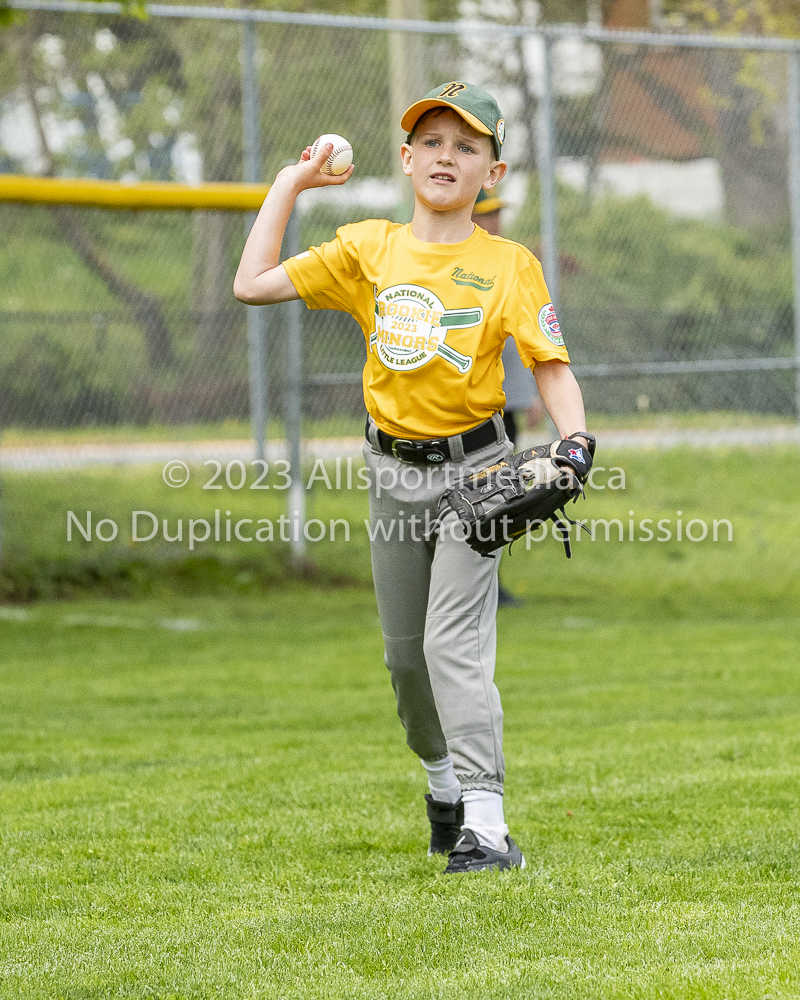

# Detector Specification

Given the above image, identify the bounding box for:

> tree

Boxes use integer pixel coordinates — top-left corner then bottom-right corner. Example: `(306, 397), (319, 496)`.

(456, 1), (592, 174)
(662, 0), (800, 224)
(0, 1), (440, 367)
(2, 12), (177, 366)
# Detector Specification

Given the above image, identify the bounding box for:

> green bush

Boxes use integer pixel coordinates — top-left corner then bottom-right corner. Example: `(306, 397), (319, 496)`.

(510, 179), (792, 361)
(0, 332), (131, 428)
(508, 180), (794, 414)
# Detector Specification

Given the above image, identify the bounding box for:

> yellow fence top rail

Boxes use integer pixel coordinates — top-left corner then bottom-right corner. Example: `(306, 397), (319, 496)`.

(0, 175), (270, 211)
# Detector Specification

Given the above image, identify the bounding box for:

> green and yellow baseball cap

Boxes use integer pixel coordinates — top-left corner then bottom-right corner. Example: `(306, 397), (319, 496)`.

(473, 186), (505, 215)
(401, 82), (505, 160)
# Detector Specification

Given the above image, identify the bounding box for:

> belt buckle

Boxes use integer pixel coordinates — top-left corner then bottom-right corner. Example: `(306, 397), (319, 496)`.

(391, 439), (417, 464)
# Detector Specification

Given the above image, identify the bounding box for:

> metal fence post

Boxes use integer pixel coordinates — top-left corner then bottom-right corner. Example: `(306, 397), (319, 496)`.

(240, 18), (268, 462)
(285, 206), (306, 565)
(787, 48), (800, 423)
(389, 0), (425, 221)
(536, 33), (560, 314)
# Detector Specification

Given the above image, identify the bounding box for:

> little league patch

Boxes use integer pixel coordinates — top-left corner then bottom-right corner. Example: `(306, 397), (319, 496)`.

(538, 302), (564, 346)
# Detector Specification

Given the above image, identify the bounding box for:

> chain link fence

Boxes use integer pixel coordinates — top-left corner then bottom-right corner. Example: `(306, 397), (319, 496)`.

(1, 2), (800, 581)
(547, 35), (798, 416)
(0, 203), (369, 437)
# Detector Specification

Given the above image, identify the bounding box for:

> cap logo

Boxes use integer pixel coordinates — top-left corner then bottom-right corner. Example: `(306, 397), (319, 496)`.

(439, 82), (467, 99)
(496, 119), (505, 144)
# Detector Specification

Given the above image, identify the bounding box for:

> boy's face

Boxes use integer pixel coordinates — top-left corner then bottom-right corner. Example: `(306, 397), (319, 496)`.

(401, 108), (506, 214)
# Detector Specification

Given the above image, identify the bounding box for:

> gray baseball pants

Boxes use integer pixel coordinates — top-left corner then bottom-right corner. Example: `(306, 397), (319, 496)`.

(363, 417), (512, 795)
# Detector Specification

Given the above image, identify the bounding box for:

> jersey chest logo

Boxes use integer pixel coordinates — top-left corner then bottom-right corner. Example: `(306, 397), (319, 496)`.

(370, 284), (482, 373)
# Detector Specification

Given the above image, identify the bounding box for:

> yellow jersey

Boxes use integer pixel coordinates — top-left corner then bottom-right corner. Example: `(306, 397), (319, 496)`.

(283, 220), (570, 439)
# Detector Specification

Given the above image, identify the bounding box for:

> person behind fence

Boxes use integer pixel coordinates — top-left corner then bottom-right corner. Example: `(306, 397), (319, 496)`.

(471, 186), (545, 608)
(234, 81), (592, 873)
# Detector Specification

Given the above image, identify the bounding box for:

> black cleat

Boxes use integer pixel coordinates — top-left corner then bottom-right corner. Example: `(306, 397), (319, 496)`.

(425, 794), (464, 856)
(444, 827), (526, 873)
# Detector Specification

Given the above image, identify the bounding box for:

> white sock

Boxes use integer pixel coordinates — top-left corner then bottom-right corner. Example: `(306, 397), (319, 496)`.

(420, 756), (462, 804)
(462, 789), (508, 850)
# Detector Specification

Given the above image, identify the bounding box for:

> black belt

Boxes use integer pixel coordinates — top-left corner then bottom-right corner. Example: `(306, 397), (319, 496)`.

(368, 417), (500, 466)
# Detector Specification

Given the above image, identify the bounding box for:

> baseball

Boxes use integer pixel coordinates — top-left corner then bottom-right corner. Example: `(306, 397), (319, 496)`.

(310, 133), (353, 176)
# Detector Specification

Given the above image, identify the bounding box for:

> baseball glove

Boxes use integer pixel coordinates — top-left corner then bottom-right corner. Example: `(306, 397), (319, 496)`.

(438, 431), (596, 558)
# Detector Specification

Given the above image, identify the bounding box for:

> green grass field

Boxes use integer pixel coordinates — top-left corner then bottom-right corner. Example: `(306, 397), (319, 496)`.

(1, 410), (794, 448)
(2, 448), (800, 997)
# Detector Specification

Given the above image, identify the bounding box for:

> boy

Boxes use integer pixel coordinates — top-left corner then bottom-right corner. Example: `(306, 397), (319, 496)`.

(234, 82), (591, 873)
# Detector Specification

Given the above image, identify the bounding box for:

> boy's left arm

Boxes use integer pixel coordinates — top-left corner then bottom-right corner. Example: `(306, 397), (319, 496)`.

(533, 359), (591, 448)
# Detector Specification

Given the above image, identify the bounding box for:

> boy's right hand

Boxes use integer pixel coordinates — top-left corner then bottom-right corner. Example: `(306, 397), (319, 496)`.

(277, 143), (354, 192)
